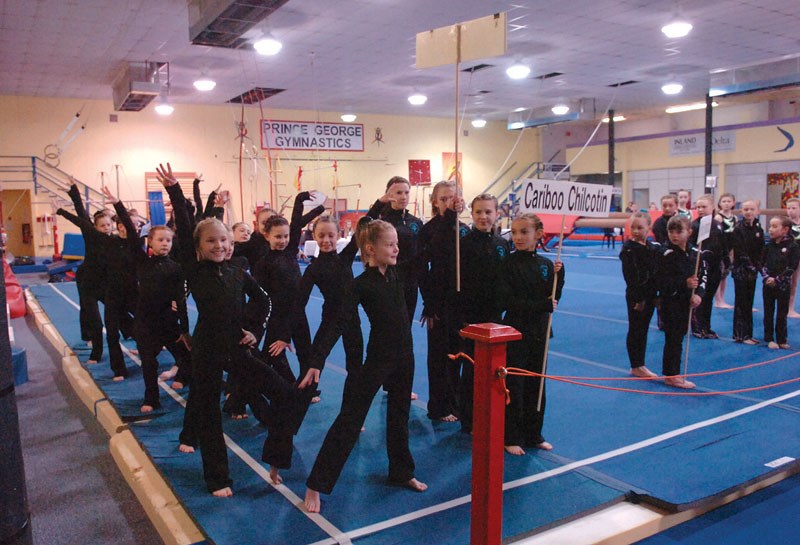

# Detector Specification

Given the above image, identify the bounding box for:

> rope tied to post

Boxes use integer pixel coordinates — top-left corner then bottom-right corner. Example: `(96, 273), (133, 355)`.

(449, 352), (511, 405)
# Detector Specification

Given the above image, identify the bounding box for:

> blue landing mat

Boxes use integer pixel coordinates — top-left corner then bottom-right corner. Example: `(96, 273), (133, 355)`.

(29, 252), (800, 542)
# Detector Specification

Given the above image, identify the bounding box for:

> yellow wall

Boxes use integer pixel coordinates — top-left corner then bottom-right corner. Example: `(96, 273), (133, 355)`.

(567, 118), (800, 194)
(0, 95), (539, 255)
(0, 190), (34, 257)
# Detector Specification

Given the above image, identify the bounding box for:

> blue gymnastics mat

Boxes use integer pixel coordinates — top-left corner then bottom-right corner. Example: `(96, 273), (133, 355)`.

(29, 247), (800, 543)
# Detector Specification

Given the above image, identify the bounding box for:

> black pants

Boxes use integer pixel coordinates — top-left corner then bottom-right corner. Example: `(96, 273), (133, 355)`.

(136, 322), (190, 408)
(732, 274), (757, 341)
(425, 305), (461, 419)
(306, 351), (415, 495)
(77, 278), (104, 361)
(505, 319), (548, 447)
(310, 310), (363, 396)
(625, 295), (655, 368)
(661, 299), (690, 376)
(104, 293), (136, 377)
(260, 315), (314, 382)
(693, 265), (721, 334)
(763, 285), (790, 344)
(180, 346), (309, 492)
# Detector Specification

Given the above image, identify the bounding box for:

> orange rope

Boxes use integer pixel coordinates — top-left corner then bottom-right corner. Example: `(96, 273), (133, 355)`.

(505, 367), (800, 396)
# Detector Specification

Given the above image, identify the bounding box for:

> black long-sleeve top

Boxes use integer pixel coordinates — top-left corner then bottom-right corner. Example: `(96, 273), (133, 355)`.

(691, 216), (729, 269)
(165, 183), (270, 357)
(458, 228), (510, 324)
(760, 235), (800, 291)
(730, 219), (764, 273)
(651, 213), (675, 245)
(418, 208), (470, 317)
(498, 250), (565, 334)
(353, 265), (412, 360)
(252, 192), (324, 342)
(366, 199), (423, 282)
(656, 243), (707, 302)
(56, 207), (109, 287)
(233, 233), (269, 272)
(114, 202), (188, 334)
(619, 239), (661, 304)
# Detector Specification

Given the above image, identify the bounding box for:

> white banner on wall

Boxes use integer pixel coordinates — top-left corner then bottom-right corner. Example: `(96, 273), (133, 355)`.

(518, 179), (613, 217)
(669, 130), (736, 156)
(261, 120), (364, 152)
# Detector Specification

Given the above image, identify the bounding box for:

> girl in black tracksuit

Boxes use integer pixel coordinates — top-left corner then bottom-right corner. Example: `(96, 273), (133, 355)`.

(103, 215), (138, 379)
(252, 192), (325, 385)
(418, 181), (469, 421)
(304, 218), (426, 514)
(455, 194), (509, 433)
(297, 216), (363, 395)
(56, 183), (109, 363)
(731, 202), (764, 344)
(159, 164), (309, 495)
(761, 216), (800, 348)
(108, 191), (191, 412)
(366, 176), (424, 322)
(656, 215), (706, 389)
(690, 196), (728, 339)
(498, 213), (564, 453)
(619, 212), (661, 377)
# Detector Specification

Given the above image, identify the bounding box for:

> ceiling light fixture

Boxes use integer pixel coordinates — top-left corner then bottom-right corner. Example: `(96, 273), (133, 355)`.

(471, 118), (487, 128)
(665, 101), (718, 114)
(408, 92), (427, 106)
(661, 82), (683, 95)
(254, 36), (283, 56)
(601, 115), (626, 123)
(340, 113), (357, 122)
(661, 19), (693, 38)
(551, 104), (570, 115)
(509, 121), (525, 130)
(193, 75), (216, 92)
(506, 63), (531, 80)
(154, 94), (174, 116)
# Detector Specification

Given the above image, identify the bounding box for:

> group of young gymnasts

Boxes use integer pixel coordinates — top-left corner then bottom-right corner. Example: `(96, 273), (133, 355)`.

(621, 191), (800, 390)
(57, 166), (563, 512)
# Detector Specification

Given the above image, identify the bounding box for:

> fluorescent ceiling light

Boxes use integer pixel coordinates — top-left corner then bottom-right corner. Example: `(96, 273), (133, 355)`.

(708, 88), (725, 97)
(601, 115), (626, 123)
(551, 104), (570, 115)
(513, 107), (527, 112)
(661, 20), (693, 38)
(154, 99), (174, 116)
(661, 82), (683, 95)
(471, 118), (487, 128)
(506, 64), (530, 80)
(408, 93), (427, 105)
(254, 37), (283, 56)
(193, 77), (216, 91)
(340, 113), (357, 122)
(665, 101), (718, 114)
(509, 121), (525, 130)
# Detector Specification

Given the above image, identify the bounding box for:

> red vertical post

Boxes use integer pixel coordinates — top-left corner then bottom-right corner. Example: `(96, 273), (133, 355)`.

(460, 323), (522, 545)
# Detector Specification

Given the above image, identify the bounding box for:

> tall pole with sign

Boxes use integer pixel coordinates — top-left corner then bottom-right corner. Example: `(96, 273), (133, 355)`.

(684, 214), (712, 376)
(518, 179), (614, 409)
(416, 13), (507, 290)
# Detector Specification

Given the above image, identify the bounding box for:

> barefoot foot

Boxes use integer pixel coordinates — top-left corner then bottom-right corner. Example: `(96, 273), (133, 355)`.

(159, 365), (179, 381)
(404, 477), (427, 492)
(311, 396), (321, 404)
(141, 404), (154, 413)
(410, 391), (418, 400)
(231, 413), (248, 420)
(113, 375), (125, 382)
(305, 488), (321, 513)
(269, 466), (283, 485)
(665, 377), (696, 389)
(438, 414), (458, 422)
(536, 441), (553, 451)
(171, 381), (184, 390)
(504, 445), (526, 456)
(179, 443), (195, 453)
(87, 359), (99, 365)
(631, 366), (658, 378)
(212, 486), (233, 497)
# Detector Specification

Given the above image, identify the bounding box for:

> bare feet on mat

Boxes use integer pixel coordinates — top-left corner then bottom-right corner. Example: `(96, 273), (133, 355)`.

(665, 377), (696, 389)
(87, 359), (98, 365)
(788, 312), (800, 318)
(311, 396), (321, 404)
(305, 488), (321, 513)
(128, 348), (139, 355)
(141, 404), (154, 413)
(714, 303), (734, 309)
(171, 381), (184, 390)
(410, 392), (418, 400)
(179, 444), (195, 453)
(439, 414), (458, 422)
(504, 445), (525, 456)
(630, 366), (657, 378)
(743, 338), (759, 345)
(113, 376), (125, 382)
(269, 466), (283, 485)
(360, 426), (366, 432)
(780, 343), (791, 349)
(212, 487), (233, 498)
(535, 441), (553, 451)
(231, 413), (248, 420)
(159, 365), (179, 380)
(768, 341), (779, 350)
(404, 478), (428, 492)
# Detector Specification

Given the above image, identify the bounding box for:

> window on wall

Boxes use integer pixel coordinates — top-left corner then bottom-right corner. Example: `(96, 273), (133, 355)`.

(632, 189), (649, 211)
